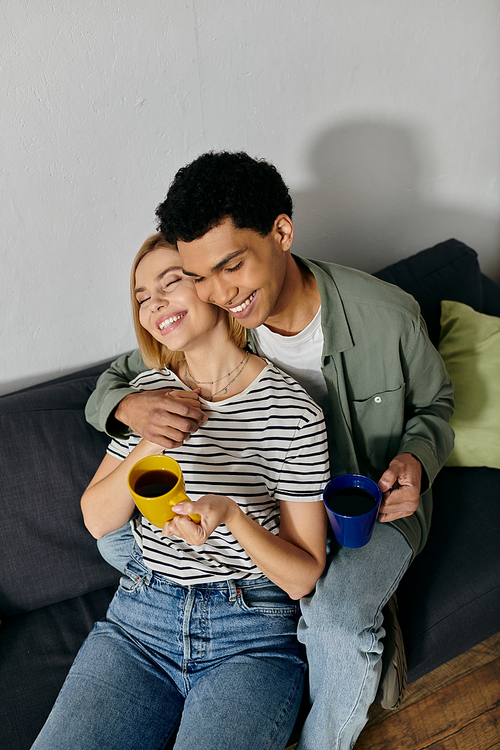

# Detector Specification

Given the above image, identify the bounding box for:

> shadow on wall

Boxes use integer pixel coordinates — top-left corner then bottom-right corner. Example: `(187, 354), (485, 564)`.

(291, 120), (500, 281)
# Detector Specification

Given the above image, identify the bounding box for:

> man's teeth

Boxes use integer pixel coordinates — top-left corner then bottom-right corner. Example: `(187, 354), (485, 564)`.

(230, 292), (256, 314)
(159, 314), (184, 330)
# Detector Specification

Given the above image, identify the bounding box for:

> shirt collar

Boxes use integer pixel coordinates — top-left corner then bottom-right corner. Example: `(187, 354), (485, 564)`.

(294, 254), (354, 356)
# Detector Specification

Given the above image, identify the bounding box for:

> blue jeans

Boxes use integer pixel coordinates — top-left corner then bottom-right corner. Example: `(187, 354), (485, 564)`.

(32, 549), (306, 750)
(296, 522), (412, 750)
(96, 519), (135, 573)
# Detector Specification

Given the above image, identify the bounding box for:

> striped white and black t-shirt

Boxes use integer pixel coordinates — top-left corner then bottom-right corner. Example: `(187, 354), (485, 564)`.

(107, 362), (330, 584)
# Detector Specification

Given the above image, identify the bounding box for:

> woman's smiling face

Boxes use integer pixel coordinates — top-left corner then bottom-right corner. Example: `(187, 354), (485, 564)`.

(134, 246), (221, 353)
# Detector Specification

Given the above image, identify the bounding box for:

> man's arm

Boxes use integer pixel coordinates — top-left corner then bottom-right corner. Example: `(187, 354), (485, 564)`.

(378, 317), (455, 522)
(85, 349), (147, 437)
(85, 349), (207, 448)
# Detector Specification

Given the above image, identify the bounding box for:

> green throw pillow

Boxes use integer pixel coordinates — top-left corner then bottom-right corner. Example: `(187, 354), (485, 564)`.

(439, 300), (500, 469)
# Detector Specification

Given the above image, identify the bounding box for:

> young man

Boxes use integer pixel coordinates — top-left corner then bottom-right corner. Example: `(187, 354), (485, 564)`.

(86, 152), (454, 750)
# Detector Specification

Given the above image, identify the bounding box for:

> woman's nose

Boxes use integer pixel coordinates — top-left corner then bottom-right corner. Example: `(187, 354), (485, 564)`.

(150, 295), (166, 312)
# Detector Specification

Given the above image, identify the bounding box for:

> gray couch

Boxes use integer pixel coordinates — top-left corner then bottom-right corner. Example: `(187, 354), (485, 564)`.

(1, 239), (499, 750)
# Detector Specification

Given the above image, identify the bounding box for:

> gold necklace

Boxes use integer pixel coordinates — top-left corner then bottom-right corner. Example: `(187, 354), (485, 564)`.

(184, 351), (251, 401)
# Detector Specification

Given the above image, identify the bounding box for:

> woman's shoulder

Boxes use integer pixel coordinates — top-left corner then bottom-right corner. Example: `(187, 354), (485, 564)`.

(129, 368), (181, 390)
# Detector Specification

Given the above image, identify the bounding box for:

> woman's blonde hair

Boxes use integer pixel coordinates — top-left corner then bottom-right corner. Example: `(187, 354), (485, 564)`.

(131, 233), (247, 370)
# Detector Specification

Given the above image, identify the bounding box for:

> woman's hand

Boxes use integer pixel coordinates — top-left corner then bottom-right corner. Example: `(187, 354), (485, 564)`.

(162, 494), (238, 545)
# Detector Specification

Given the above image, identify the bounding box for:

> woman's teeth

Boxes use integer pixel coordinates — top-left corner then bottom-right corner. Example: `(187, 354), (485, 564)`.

(158, 314), (184, 330)
(230, 291), (256, 314)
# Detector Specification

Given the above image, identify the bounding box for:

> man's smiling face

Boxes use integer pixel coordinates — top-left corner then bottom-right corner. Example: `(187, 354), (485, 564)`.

(178, 217), (291, 329)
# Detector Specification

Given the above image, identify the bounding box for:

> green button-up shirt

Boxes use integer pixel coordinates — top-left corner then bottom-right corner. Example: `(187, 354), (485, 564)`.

(283, 256), (454, 555)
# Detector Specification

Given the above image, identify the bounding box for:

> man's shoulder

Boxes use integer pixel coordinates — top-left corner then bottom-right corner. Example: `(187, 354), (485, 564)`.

(299, 255), (420, 318)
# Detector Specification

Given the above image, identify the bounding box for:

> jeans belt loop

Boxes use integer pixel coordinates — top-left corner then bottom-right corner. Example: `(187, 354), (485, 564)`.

(227, 579), (238, 602)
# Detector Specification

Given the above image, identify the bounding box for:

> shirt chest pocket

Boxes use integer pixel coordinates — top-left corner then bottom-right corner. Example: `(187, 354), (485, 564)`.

(349, 384), (406, 474)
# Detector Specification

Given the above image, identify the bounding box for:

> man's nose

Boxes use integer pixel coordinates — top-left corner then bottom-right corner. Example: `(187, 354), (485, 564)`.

(208, 277), (238, 306)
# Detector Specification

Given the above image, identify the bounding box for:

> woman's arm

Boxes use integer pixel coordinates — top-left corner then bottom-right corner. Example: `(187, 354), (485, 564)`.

(81, 439), (163, 539)
(164, 496), (327, 600)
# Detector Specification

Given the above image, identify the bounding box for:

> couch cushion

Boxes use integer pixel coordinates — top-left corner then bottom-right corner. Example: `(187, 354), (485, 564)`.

(438, 301), (500, 469)
(373, 238), (483, 348)
(0, 369), (120, 615)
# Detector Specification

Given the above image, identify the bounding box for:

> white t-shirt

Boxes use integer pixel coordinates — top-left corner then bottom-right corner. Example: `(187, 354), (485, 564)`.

(108, 363), (330, 584)
(252, 308), (328, 411)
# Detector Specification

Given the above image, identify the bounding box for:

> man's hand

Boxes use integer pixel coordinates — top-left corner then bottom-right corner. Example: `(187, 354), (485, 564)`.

(114, 389), (208, 450)
(162, 494), (237, 545)
(378, 453), (422, 522)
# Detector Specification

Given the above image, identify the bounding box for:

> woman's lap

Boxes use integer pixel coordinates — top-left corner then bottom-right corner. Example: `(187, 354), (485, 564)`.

(176, 653), (305, 750)
(33, 561), (305, 750)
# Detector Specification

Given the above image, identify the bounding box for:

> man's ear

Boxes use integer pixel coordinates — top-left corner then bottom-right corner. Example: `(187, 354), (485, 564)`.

(272, 214), (294, 252)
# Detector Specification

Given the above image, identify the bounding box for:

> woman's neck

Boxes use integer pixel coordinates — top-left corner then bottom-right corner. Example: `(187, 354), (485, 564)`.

(174, 339), (265, 402)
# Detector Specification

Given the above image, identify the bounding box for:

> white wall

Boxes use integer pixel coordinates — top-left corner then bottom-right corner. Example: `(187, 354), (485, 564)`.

(1, 0), (499, 395)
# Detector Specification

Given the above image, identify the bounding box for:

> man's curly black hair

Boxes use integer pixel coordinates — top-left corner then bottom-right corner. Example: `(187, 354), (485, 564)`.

(156, 151), (293, 244)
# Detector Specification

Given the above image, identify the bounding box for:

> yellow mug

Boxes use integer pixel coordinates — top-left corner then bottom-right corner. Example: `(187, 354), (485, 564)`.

(127, 455), (201, 527)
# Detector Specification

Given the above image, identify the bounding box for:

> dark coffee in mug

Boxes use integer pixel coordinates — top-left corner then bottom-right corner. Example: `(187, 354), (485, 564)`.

(326, 486), (376, 516)
(134, 469), (178, 498)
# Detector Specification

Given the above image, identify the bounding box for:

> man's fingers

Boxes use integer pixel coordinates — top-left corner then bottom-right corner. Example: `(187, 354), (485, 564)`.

(379, 510), (411, 523)
(162, 392), (205, 418)
(378, 483), (419, 522)
(378, 454), (422, 517)
(149, 407), (200, 436)
(141, 425), (188, 450)
(168, 389), (201, 402)
(378, 469), (398, 494)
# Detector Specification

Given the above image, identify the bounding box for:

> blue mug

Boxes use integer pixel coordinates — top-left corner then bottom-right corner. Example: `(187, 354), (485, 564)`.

(323, 474), (382, 549)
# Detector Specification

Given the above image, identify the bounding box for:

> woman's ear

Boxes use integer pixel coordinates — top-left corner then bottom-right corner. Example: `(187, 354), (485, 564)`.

(272, 214), (294, 252)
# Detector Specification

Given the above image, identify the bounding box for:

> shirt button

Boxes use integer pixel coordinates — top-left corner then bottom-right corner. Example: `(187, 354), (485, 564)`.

(374, 396), (382, 403)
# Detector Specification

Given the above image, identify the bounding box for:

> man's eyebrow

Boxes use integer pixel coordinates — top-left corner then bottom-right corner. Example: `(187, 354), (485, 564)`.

(183, 249), (246, 278)
(134, 265), (182, 294)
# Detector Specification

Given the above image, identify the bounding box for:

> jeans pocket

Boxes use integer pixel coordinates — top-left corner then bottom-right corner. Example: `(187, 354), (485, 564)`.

(236, 581), (299, 618)
(118, 559), (148, 597)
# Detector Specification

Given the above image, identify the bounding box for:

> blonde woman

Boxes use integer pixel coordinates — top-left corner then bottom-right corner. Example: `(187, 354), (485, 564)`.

(32, 234), (329, 750)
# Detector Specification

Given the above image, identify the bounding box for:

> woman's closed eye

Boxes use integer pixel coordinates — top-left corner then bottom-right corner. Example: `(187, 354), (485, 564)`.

(137, 276), (182, 304)
(163, 276), (182, 289)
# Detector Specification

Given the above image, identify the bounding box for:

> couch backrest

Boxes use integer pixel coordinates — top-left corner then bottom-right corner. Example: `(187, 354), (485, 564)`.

(374, 238), (484, 347)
